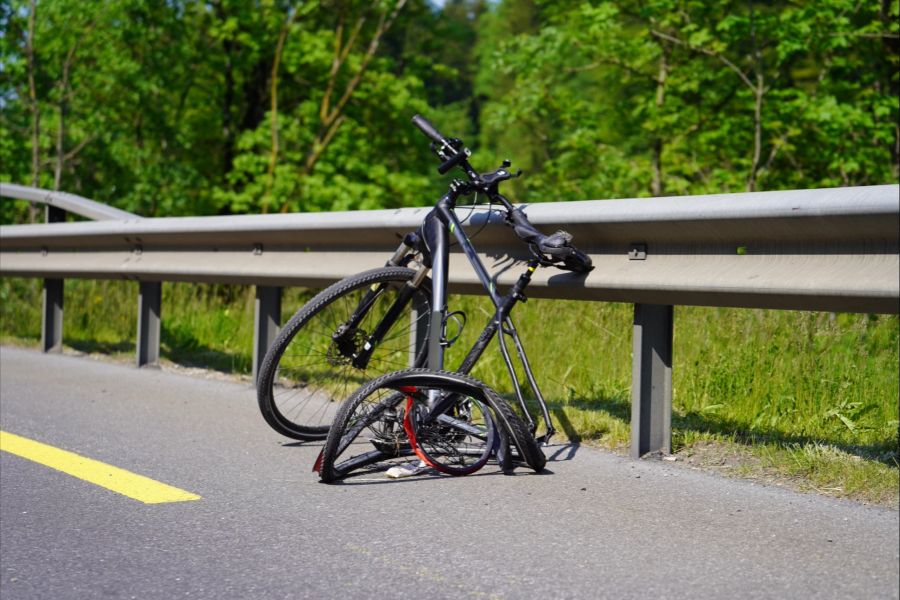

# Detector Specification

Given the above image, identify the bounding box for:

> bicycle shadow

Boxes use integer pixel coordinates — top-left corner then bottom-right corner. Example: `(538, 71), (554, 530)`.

(540, 406), (587, 462)
(279, 439), (555, 484)
(545, 443), (579, 462)
(322, 464), (551, 486)
(280, 440), (325, 448)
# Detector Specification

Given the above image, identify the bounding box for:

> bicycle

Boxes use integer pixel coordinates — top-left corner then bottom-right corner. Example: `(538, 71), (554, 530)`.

(256, 114), (592, 478)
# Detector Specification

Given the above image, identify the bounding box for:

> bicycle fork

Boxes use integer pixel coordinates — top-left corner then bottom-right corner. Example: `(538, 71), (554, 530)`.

(336, 238), (429, 370)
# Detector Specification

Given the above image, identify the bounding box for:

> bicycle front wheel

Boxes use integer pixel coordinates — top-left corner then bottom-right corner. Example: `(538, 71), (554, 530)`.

(257, 267), (432, 441)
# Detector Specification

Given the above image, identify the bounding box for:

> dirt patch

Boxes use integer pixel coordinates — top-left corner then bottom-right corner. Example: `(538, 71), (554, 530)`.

(671, 441), (808, 491)
(642, 440), (899, 510)
(157, 359), (253, 384)
(676, 440), (764, 474)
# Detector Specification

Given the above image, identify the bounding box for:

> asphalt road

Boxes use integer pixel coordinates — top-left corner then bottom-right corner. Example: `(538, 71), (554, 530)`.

(1, 346), (897, 600)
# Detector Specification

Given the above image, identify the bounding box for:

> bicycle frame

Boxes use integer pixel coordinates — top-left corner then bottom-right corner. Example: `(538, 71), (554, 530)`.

(409, 188), (556, 440)
(330, 187), (556, 441)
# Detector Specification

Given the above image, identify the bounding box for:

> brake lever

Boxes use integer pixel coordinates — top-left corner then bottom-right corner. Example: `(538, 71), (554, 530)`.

(527, 244), (557, 267)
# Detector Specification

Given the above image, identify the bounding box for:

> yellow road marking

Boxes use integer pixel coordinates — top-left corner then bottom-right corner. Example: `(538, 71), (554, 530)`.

(0, 430), (201, 504)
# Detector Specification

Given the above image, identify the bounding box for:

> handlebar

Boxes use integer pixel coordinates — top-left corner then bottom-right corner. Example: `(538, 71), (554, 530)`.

(412, 114), (472, 175)
(411, 114), (446, 144)
(411, 114), (593, 274)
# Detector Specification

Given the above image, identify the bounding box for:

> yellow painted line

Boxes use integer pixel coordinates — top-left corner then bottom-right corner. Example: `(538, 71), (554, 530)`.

(0, 430), (201, 504)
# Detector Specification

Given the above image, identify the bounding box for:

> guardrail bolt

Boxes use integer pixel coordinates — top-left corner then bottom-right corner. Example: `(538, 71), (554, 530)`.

(629, 243), (648, 260)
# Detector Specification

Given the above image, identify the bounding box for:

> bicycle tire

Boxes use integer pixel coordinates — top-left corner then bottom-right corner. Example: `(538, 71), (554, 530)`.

(318, 369), (545, 482)
(317, 376), (413, 483)
(257, 267), (432, 440)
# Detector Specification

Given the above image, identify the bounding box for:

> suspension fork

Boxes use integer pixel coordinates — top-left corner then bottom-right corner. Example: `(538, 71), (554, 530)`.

(350, 266), (429, 369)
(337, 237), (416, 334)
(332, 236), (428, 369)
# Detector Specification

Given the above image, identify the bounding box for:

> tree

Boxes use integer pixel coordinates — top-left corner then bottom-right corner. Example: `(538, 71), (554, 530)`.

(218, 0), (442, 214)
(1, 0), (895, 226)
(475, 0), (899, 200)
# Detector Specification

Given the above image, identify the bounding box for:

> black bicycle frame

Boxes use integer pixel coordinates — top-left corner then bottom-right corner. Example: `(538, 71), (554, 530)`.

(417, 190), (555, 438)
(335, 187), (556, 439)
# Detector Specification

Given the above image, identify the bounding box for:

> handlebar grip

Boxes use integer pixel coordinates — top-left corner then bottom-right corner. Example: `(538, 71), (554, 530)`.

(411, 114), (446, 144)
(506, 208), (594, 273)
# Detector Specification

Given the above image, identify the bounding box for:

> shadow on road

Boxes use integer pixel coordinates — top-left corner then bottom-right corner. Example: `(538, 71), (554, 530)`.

(545, 443), (578, 462)
(323, 464), (551, 486)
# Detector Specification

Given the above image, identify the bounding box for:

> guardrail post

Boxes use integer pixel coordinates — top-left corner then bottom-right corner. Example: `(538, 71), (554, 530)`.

(253, 286), (281, 385)
(137, 282), (162, 368)
(40, 205), (66, 353)
(41, 279), (63, 353)
(631, 303), (674, 458)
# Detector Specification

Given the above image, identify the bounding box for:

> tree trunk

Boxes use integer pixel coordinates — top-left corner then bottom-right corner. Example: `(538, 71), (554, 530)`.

(283, 0), (408, 212)
(54, 43), (79, 191)
(263, 8), (301, 212)
(881, 0), (900, 178)
(746, 3), (764, 193)
(747, 83), (763, 193)
(221, 38), (236, 175)
(26, 0), (40, 222)
(651, 47), (668, 197)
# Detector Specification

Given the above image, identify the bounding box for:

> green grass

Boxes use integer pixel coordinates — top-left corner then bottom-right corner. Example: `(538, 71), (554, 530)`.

(1, 277), (897, 506)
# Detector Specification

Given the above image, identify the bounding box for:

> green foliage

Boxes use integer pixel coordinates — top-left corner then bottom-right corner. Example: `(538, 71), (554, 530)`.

(474, 0), (898, 198)
(2, 0), (895, 221)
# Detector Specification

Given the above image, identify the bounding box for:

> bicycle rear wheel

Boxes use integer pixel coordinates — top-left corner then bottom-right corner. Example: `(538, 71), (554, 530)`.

(257, 267), (431, 441)
(317, 369), (546, 482)
(315, 382), (413, 482)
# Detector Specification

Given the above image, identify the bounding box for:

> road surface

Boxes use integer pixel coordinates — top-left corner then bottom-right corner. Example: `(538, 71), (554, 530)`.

(1, 346), (897, 599)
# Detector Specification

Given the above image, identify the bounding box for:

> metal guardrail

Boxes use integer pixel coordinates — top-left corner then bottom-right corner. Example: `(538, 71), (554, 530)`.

(1, 183), (898, 457)
(2, 185), (898, 311)
(0, 183), (138, 221)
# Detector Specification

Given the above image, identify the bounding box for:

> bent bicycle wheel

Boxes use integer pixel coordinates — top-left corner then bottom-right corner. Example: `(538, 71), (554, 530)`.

(315, 382), (413, 482)
(317, 369), (546, 482)
(257, 267), (431, 441)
